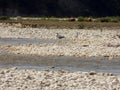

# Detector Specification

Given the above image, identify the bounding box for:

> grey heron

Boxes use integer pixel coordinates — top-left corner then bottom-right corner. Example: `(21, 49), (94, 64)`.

(56, 33), (65, 39)
(75, 32), (79, 38)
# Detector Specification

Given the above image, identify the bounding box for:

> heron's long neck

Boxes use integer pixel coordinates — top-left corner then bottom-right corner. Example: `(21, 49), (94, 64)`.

(57, 33), (59, 36)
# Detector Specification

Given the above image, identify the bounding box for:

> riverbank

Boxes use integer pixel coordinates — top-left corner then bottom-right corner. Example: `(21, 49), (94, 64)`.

(0, 24), (120, 90)
(0, 67), (120, 90)
(0, 23), (120, 57)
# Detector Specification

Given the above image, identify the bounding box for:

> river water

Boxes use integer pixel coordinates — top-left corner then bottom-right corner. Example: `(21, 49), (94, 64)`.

(0, 38), (58, 45)
(0, 38), (120, 74)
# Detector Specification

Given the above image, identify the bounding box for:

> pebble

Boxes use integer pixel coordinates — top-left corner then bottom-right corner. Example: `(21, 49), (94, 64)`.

(0, 24), (120, 90)
(0, 68), (119, 90)
(0, 24), (120, 57)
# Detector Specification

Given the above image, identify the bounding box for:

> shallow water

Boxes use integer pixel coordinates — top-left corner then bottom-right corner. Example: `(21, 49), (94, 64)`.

(0, 55), (120, 74)
(0, 38), (60, 45)
(0, 38), (120, 74)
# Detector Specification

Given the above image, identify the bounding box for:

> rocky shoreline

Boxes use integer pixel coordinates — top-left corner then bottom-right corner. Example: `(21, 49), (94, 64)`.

(0, 23), (120, 57)
(0, 24), (120, 90)
(0, 67), (120, 90)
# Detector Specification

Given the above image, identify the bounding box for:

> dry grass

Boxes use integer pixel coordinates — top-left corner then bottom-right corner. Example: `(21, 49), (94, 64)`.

(0, 19), (120, 29)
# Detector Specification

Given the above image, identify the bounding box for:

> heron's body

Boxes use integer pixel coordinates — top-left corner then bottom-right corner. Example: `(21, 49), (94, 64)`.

(56, 33), (65, 39)
(75, 32), (79, 38)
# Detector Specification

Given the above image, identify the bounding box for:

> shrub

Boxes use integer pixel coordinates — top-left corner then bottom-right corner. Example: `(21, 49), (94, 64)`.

(111, 19), (119, 23)
(0, 16), (10, 20)
(78, 16), (85, 22)
(16, 16), (22, 21)
(87, 17), (93, 22)
(110, 17), (120, 22)
(93, 18), (100, 22)
(68, 18), (76, 21)
(99, 17), (111, 22)
(116, 16), (120, 21)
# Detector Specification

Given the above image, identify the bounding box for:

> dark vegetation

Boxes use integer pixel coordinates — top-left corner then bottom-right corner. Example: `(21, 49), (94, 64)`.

(0, 0), (120, 17)
(0, 0), (120, 30)
(0, 18), (120, 29)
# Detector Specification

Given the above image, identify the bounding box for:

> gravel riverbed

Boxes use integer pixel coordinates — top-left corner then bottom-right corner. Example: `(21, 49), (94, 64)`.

(0, 23), (120, 90)
(0, 23), (120, 57)
(0, 68), (120, 90)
